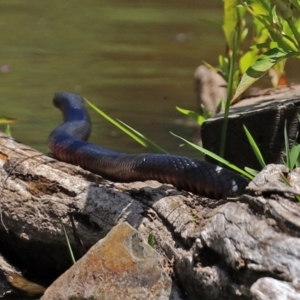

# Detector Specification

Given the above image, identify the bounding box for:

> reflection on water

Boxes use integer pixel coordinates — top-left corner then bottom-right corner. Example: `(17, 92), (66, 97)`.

(1, 1), (299, 159)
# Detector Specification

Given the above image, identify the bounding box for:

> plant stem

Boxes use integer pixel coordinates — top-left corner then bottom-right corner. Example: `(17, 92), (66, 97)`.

(219, 30), (237, 158)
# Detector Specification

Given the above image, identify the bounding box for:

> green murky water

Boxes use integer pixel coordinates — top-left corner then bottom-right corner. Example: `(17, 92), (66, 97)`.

(1, 0), (299, 159)
(0, 0), (223, 159)
(1, 2), (300, 299)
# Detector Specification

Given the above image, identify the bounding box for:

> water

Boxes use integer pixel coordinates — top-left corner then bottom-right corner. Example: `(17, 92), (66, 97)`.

(0, 0), (299, 160)
(1, 2), (300, 298)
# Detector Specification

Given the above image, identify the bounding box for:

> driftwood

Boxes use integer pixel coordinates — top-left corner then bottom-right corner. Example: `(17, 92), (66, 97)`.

(0, 134), (300, 299)
(202, 85), (300, 170)
(1, 129), (300, 299)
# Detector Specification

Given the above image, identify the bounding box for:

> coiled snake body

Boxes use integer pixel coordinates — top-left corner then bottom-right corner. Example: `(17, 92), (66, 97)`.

(48, 93), (249, 199)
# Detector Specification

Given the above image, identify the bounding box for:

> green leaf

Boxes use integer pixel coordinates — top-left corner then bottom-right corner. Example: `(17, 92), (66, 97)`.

(218, 55), (229, 78)
(170, 132), (253, 179)
(243, 1), (269, 17)
(176, 106), (210, 125)
(280, 174), (300, 202)
(255, 0), (271, 13)
(244, 166), (259, 177)
(243, 125), (266, 168)
(232, 48), (293, 101)
(85, 98), (167, 154)
(269, 30), (299, 53)
(0, 116), (17, 124)
(283, 119), (300, 170)
(289, 144), (300, 169)
(241, 27), (249, 41)
(203, 60), (220, 73)
(239, 49), (258, 74)
(117, 120), (168, 153)
(255, 41), (280, 50)
(242, 1), (299, 52)
(148, 233), (155, 248)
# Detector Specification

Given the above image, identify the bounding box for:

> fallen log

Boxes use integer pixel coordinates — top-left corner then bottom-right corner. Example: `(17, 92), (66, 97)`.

(0, 132), (199, 299)
(1, 131), (300, 299)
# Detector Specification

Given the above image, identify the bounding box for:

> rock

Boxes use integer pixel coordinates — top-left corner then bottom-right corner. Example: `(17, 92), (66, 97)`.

(41, 222), (172, 300)
(251, 277), (300, 300)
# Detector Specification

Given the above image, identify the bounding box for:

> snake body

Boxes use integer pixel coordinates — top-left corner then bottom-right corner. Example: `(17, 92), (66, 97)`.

(48, 92), (249, 199)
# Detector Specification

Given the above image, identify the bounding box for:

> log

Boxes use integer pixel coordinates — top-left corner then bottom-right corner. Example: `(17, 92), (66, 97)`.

(0, 132), (199, 298)
(1, 130), (300, 299)
(202, 85), (300, 170)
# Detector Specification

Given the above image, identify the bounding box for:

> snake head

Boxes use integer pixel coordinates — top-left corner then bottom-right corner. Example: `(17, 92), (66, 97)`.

(53, 93), (85, 110)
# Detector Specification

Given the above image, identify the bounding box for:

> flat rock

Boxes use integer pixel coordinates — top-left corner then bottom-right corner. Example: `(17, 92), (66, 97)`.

(41, 222), (172, 300)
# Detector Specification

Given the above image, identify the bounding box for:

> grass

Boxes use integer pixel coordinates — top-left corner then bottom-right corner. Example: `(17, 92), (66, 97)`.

(61, 220), (76, 264)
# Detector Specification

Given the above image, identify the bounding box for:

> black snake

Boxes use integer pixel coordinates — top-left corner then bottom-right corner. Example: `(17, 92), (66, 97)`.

(48, 92), (249, 199)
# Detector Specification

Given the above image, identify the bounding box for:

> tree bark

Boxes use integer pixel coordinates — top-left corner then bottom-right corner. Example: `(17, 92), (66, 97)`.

(1, 131), (300, 299)
(202, 84), (300, 170)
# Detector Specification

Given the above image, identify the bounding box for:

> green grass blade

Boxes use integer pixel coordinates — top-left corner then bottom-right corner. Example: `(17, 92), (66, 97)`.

(244, 166), (259, 177)
(117, 119), (168, 154)
(85, 98), (166, 153)
(289, 144), (300, 169)
(170, 132), (253, 179)
(176, 106), (209, 125)
(0, 116), (17, 124)
(60, 221), (76, 264)
(219, 30), (237, 158)
(280, 175), (300, 202)
(243, 125), (266, 168)
(284, 120), (291, 169)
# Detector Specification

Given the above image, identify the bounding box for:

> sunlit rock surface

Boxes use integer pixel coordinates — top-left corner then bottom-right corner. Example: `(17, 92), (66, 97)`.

(41, 222), (172, 300)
